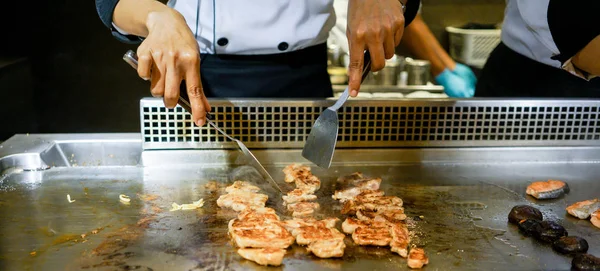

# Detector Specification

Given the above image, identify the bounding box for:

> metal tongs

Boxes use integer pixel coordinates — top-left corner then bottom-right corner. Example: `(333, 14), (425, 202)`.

(122, 50), (283, 193)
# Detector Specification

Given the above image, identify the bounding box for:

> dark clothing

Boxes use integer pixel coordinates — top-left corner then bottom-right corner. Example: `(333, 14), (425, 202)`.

(476, 42), (600, 98)
(197, 43), (332, 98)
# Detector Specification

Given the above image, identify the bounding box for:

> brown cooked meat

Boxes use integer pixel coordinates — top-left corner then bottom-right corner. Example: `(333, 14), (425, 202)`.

(217, 191), (268, 212)
(295, 175), (321, 194)
(237, 247), (286, 266)
(225, 180), (261, 194)
(282, 188), (317, 204)
(356, 209), (407, 223)
(332, 179), (383, 202)
(306, 238), (346, 258)
(287, 202), (320, 217)
(390, 222), (410, 257)
(341, 195), (404, 215)
(352, 224), (392, 246)
(228, 218), (295, 249)
(566, 199), (600, 219)
(407, 248), (429, 269)
(282, 164), (312, 183)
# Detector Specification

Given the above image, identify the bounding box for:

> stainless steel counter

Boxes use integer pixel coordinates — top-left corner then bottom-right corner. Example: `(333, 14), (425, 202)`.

(1, 134), (599, 270)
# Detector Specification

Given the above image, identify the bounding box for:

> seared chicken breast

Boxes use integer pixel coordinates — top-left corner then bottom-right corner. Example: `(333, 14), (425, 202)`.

(225, 180), (261, 194)
(228, 218), (295, 249)
(282, 164), (312, 183)
(287, 202), (320, 217)
(407, 248), (429, 269)
(389, 222), (410, 257)
(217, 191), (268, 212)
(283, 188), (317, 204)
(237, 247), (286, 266)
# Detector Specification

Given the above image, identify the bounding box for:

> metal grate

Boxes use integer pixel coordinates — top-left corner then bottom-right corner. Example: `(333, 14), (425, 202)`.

(140, 98), (600, 150)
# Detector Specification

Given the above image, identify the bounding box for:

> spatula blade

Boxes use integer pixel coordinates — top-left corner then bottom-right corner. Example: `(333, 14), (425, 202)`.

(302, 109), (339, 169)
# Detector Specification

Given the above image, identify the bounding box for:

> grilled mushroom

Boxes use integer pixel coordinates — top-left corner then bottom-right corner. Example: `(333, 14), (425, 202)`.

(552, 236), (589, 254)
(517, 219), (541, 236)
(508, 205), (543, 224)
(571, 254), (600, 271)
(532, 221), (568, 243)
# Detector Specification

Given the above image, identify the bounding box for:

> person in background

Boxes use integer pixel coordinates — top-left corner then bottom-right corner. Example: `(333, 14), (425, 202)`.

(476, 0), (600, 97)
(328, 1), (477, 98)
(95, 0), (421, 126)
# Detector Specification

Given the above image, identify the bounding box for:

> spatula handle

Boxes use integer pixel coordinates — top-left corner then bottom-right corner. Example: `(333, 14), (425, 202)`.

(329, 51), (372, 112)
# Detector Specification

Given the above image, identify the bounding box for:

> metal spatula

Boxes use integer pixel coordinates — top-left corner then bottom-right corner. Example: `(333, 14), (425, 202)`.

(122, 50), (283, 193)
(302, 51), (371, 169)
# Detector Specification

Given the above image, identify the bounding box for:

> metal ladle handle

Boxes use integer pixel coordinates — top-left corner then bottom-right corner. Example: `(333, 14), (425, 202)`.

(122, 50), (213, 120)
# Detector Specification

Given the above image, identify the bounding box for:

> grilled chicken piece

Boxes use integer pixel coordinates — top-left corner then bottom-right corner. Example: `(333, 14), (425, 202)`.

(295, 175), (321, 194)
(332, 179), (382, 202)
(217, 191), (268, 212)
(225, 180), (261, 194)
(566, 199), (600, 219)
(306, 238), (346, 258)
(282, 164), (312, 183)
(390, 222), (410, 257)
(407, 248), (429, 269)
(591, 210), (600, 229)
(282, 217), (338, 238)
(282, 189), (317, 204)
(228, 218), (295, 249)
(237, 248), (286, 266)
(352, 224), (392, 246)
(341, 196), (404, 215)
(526, 180), (569, 199)
(336, 172), (365, 183)
(287, 202), (320, 217)
(357, 209), (407, 223)
(341, 217), (387, 234)
(237, 207), (279, 222)
(294, 224), (345, 245)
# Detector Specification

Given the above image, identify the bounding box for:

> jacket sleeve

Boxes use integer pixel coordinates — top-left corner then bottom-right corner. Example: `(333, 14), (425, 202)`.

(95, 0), (143, 44)
(548, 0), (600, 64)
(404, 0), (421, 27)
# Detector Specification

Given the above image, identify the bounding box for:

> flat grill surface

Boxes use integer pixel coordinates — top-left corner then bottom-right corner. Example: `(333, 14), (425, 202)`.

(1, 162), (599, 270)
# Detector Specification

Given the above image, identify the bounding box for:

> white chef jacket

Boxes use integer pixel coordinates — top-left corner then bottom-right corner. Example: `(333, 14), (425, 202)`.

(501, 0), (595, 80)
(115, 0), (337, 55)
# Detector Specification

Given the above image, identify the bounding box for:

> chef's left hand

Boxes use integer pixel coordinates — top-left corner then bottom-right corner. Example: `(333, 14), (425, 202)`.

(347, 0), (406, 97)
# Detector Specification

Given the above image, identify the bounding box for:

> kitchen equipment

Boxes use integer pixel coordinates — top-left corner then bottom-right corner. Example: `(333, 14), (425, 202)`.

(122, 50), (283, 193)
(405, 58), (431, 85)
(2, 97), (600, 270)
(446, 25), (501, 68)
(302, 51), (371, 169)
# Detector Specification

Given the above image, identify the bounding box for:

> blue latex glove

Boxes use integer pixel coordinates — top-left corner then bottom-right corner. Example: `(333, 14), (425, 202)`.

(452, 63), (477, 86)
(435, 68), (475, 98)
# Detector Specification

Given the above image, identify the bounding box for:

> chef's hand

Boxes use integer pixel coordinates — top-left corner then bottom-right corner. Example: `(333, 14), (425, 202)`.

(451, 63), (477, 87)
(435, 65), (476, 98)
(136, 9), (211, 126)
(347, 0), (405, 97)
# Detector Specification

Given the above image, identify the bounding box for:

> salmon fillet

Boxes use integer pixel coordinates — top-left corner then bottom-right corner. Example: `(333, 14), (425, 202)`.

(526, 180), (569, 199)
(407, 248), (429, 269)
(282, 188), (317, 205)
(592, 210), (600, 229)
(217, 191), (268, 212)
(566, 199), (600, 219)
(225, 180), (261, 194)
(237, 247), (286, 266)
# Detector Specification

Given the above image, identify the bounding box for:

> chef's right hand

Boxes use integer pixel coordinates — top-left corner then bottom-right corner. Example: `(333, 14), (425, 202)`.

(136, 9), (211, 126)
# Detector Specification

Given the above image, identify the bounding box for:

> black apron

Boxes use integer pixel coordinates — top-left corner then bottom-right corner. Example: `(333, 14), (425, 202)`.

(476, 42), (600, 98)
(194, 43), (333, 98)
